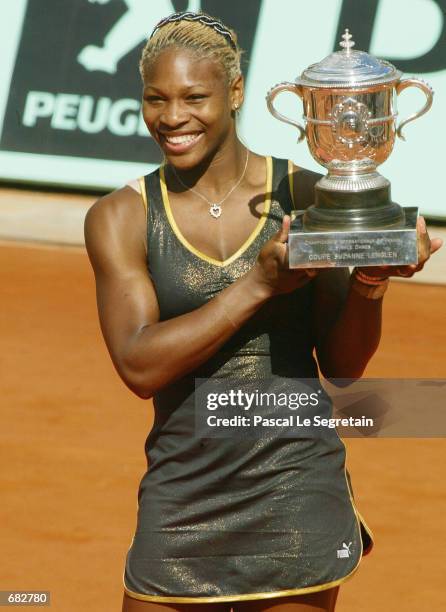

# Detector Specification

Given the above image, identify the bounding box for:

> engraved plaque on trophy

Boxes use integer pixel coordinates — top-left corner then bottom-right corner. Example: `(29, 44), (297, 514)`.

(266, 30), (434, 268)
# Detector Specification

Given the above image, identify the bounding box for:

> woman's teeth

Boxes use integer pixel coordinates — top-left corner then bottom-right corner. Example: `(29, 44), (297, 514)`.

(165, 133), (201, 144)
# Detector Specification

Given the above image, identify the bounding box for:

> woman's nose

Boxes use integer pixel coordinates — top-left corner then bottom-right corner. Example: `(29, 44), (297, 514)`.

(159, 101), (189, 127)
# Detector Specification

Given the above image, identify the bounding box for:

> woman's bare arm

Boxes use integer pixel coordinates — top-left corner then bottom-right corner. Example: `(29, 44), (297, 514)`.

(313, 217), (443, 381)
(312, 268), (383, 382)
(87, 166), (378, 399)
(84, 187), (275, 399)
(290, 165), (382, 381)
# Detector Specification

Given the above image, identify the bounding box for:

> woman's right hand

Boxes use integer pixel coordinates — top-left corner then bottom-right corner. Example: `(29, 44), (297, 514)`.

(249, 214), (319, 297)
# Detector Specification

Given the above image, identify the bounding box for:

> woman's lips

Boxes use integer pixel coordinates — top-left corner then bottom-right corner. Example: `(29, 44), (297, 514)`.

(160, 132), (204, 154)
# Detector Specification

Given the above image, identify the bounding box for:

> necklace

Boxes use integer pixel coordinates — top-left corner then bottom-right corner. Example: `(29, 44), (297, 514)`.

(170, 149), (250, 218)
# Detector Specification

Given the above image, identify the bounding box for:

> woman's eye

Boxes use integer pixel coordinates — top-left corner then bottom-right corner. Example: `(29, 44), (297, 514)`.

(188, 94), (206, 101)
(145, 96), (163, 103)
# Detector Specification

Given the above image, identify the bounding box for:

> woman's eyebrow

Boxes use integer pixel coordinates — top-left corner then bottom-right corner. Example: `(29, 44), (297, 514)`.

(143, 85), (164, 94)
(144, 83), (209, 94)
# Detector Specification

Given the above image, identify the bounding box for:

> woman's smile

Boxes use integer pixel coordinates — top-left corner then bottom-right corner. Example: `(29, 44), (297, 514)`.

(142, 48), (237, 169)
(160, 131), (205, 155)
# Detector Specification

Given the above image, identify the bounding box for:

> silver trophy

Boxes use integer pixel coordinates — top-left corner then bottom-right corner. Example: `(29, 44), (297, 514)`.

(266, 30), (434, 268)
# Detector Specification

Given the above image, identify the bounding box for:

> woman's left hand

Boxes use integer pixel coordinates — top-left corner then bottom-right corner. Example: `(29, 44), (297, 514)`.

(356, 215), (443, 279)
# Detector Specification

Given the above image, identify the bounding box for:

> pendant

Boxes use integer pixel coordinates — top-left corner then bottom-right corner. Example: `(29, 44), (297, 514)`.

(209, 203), (222, 218)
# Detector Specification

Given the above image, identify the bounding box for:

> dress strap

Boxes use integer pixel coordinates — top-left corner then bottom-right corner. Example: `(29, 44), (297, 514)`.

(138, 176), (148, 223)
(269, 157), (295, 216)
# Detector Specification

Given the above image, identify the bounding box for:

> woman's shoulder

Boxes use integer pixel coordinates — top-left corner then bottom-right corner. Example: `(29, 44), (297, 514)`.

(86, 182), (146, 223)
(92, 163), (163, 218)
(84, 181), (148, 260)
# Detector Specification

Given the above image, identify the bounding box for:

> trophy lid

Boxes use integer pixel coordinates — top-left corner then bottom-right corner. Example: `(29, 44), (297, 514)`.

(297, 29), (401, 88)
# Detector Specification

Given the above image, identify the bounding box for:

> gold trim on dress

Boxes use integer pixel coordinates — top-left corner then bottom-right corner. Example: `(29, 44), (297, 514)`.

(121, 493), (141, 603)
(123, 438), (373, 604)
(336, 429), (375, 555)
(138, 176), (148, 223)
(123, 559), (362, 604)
(356, 508), (375, 554)
(123, 463), (372, 605)
(159, 156), (272, 268)
(122, 424), (373, 600)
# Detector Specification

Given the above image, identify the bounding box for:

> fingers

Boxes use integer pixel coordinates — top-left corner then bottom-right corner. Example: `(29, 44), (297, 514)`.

(396, 266), (416, 277)
(356, 265), (392, 276)
(417, 216), (444, 263)
(417, 215), (427, 233)
(358, 218), (442, 280)
(430, 237), (444, 255)
(305, 268), (318, 278)
(275, 215), (290, 243)
(398, 224), (443, 276)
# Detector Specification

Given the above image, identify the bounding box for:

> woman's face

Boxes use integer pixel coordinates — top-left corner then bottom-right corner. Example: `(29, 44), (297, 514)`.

(142, 47), (242, 170)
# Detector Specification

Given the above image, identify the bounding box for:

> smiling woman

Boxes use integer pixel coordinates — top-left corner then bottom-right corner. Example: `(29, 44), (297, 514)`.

(142, 45), (225, 161)
(140, 19), (243, 171)
(82, 9), (441, 612)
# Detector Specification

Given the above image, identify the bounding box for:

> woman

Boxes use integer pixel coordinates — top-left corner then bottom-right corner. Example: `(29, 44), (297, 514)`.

(84, 11), (442, 612)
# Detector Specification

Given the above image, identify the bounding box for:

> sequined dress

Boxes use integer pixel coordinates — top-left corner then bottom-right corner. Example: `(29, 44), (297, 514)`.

(123, 156), (374, 604)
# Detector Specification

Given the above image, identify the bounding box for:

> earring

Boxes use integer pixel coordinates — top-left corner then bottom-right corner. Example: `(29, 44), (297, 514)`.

(233, 103), (239, 111)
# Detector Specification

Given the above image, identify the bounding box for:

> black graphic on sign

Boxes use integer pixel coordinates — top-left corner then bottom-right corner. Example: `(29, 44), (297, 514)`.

(335, 0), (446, 73)
(1, 0), (261, 163)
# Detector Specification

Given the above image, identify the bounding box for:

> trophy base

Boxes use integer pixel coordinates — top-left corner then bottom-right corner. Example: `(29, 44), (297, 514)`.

(288, 206), (418, 268)
(304, 183), (405, 231)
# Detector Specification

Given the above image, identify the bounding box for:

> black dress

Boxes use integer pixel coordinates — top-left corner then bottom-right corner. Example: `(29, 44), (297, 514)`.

(123, 156), (374, 604)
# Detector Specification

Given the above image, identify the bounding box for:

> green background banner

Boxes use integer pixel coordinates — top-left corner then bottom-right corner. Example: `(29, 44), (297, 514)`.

(0, 0), (444, 219)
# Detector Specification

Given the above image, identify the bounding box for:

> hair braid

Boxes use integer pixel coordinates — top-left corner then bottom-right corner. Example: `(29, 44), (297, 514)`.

(139, 12), (243, 85)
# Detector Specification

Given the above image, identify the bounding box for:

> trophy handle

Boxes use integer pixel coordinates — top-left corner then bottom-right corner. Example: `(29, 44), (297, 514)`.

(395, 78), (434, 141)
(266, 82), (306, 143)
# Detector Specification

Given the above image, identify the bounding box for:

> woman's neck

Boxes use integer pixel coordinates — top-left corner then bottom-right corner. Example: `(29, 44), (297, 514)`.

(167, 137), (249, 199)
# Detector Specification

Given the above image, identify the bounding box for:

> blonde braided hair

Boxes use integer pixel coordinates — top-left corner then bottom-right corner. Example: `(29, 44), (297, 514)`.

(139, 12), (243, 86)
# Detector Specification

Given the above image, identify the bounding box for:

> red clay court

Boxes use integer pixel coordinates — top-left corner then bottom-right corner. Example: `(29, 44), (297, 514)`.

(1, 188), (446, 611)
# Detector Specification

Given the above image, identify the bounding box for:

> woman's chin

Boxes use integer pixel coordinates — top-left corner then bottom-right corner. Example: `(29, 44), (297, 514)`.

(163, 150), (207, 171)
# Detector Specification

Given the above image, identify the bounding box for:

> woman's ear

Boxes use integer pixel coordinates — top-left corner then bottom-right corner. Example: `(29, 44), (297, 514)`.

(230, 73), (244, 111)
